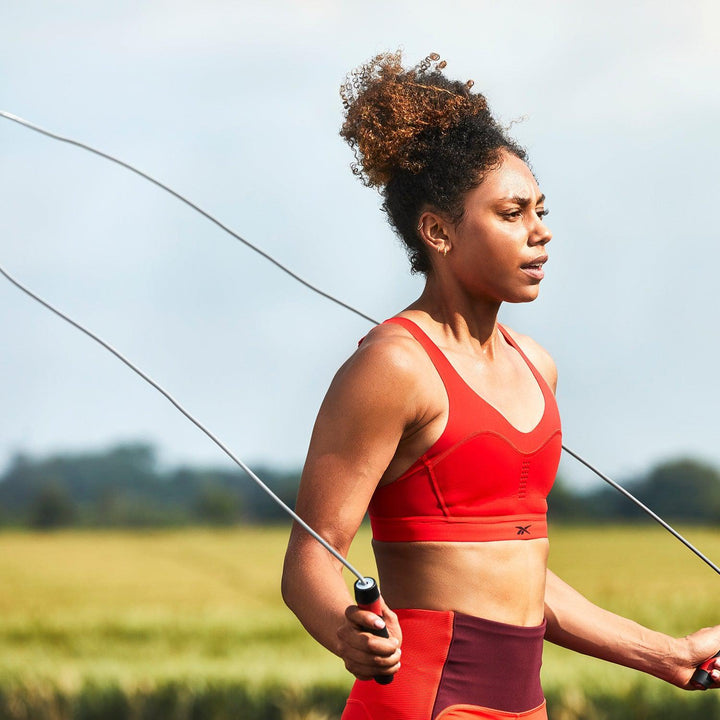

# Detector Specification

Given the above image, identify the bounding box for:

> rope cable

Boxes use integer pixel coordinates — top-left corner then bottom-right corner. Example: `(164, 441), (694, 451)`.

(2, 110), (719, 579)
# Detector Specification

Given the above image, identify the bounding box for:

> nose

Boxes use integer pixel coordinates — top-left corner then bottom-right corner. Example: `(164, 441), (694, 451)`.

(530, 215), (552, 246)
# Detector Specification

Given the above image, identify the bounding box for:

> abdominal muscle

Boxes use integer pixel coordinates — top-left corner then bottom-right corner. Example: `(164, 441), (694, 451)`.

(372, 537), (549, 627)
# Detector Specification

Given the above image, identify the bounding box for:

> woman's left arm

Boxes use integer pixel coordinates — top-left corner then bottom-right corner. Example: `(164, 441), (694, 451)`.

(544, 569), (720, 689)
(513, 331), (720, 687)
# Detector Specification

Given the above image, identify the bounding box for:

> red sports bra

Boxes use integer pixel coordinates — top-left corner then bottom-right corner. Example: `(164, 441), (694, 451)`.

(368, 317), (562, 543)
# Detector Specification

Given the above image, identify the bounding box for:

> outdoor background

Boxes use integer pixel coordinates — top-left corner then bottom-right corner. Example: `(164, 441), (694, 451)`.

(2, 0), (720, 485)
(2, 1), (720, 718)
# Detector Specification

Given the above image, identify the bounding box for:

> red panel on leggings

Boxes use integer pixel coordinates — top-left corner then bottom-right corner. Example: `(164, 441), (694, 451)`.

(343, 610), (454, 719)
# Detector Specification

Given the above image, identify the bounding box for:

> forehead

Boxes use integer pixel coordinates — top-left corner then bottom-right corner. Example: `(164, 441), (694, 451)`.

(471, 152), (541, 203)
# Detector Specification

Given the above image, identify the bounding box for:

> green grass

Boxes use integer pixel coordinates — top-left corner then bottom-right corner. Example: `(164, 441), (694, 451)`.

(2, 524), (720, 718)
(544, 525), (720, 700)
(0, 526), (361, 690)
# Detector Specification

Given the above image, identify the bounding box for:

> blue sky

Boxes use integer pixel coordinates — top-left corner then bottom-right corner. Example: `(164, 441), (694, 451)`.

(2, 1), (719, 490)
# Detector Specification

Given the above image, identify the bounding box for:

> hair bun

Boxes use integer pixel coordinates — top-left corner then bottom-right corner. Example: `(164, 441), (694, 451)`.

(340, 51), (488, 187)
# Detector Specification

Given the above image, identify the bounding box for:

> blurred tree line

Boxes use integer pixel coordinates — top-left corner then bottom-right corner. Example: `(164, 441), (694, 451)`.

(1, 442), (720, 529)
(0, 443), (299, 529)
(548, 457), (720, 525)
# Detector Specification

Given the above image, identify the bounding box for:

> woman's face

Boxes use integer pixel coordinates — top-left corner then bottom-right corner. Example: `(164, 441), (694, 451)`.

(446, 151), (552, 305)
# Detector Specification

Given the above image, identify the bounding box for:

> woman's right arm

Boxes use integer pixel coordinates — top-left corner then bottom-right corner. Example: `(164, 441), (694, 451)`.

(281, 328), (423, 680)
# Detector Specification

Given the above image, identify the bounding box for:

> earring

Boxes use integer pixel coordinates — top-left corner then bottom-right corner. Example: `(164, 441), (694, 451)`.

(443, 246), (449, 257)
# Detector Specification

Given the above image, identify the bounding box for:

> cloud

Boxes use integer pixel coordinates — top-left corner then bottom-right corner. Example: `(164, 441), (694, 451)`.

(2, 0), (719, 486)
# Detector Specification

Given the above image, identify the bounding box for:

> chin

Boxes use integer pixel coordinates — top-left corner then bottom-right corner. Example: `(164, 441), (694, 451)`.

(507, 288), (541, 304)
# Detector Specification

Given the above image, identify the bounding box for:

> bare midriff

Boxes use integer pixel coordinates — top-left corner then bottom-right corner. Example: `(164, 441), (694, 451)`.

(373, 537), (549, 627)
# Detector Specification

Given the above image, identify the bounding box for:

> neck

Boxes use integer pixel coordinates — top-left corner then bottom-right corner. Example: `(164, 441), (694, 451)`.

(406, 273), (503, 350)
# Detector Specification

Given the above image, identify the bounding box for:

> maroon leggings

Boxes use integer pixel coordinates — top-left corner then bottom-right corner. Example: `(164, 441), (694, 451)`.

(341, 609), (547, 720)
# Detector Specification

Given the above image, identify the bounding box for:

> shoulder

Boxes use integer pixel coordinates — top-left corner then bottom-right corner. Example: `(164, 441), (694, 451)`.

(325, 321), (430, 412)
(337, 321), (427, 393)
(355, 320), (424, 364)
(502, 325), (558, 393)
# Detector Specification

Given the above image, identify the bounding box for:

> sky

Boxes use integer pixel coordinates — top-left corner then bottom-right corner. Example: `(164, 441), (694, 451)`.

(1, 0), (719, 491)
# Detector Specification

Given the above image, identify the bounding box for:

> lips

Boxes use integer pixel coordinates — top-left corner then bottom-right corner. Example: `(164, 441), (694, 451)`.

(521, 255), (548, 270)
(520, 255), (548, 280)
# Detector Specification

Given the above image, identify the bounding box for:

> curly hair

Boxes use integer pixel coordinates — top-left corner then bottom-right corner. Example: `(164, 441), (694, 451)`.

(340, 51), (527, 274)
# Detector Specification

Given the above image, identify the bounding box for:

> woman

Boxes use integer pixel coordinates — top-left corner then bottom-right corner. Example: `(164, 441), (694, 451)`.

(281, 51), (720, 720)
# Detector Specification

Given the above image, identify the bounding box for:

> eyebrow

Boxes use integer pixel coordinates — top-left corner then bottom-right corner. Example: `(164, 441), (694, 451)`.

(502, 193), (546, 207)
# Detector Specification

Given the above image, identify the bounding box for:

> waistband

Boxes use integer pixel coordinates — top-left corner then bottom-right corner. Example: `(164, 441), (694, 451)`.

(370, 514), (548, 542)
(434, 700), (547, 719)
(395, 607), (546, 640)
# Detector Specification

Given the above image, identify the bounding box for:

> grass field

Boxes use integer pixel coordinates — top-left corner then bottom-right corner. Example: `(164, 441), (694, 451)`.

(2, 523), (720, 718)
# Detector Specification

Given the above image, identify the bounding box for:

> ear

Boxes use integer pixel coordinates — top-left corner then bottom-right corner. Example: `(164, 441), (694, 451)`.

(417, 211), (452, 257)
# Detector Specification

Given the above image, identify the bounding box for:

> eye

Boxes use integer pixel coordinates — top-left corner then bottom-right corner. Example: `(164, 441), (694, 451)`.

(536, 208), (550, 219)
(501, 210), (523, 220)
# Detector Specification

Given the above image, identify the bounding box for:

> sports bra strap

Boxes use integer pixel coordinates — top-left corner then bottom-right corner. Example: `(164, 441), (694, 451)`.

(384, 317), (460, 381)
(495, 324), (546, 388)
(384, 316), (550, 399)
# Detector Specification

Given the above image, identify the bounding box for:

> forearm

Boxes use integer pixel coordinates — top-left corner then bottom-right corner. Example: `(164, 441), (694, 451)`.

(544, 569), (684, 683)
(281, 527), (354, 657)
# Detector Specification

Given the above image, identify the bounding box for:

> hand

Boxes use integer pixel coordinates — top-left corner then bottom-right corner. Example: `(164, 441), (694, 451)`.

(670, 626), (720, 690)
(336, 595), (403, 681)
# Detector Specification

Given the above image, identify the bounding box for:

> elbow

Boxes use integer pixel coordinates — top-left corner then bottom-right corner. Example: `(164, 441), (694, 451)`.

(280, 566), (294, 611)
(280, 551), (301, 614)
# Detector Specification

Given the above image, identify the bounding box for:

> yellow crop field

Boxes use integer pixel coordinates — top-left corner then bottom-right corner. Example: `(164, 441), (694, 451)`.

(2, 524), (720, 718)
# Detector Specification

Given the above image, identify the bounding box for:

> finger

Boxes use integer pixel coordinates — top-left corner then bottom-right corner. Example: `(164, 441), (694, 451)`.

(345, 605), (389, 633)
(342, 640), (402, 666)
(350, 664), (402, 681)
(337, 623), (402, 680)
(378, 603), (403, 644)
(376, 597), (397, 624)
(337, 624), (400, 656)
(343, 649), (402, 680)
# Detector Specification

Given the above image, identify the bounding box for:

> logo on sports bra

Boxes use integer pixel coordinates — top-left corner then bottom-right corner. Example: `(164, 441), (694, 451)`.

(515, 525), (532, 536)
